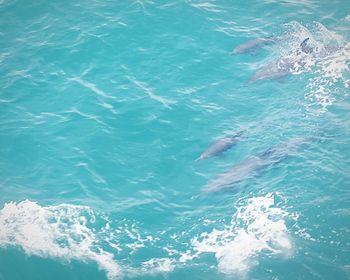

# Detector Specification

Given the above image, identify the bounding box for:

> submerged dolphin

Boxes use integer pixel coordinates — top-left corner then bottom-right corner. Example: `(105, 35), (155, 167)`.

(248, 37), (344, 83)
(249, 53), (307, 83)
(196, 131), (244, 161)
(231, 36), (278, 55)
(249, 38), (312, 83)
(249, 54), (306, 82)
(202, 137), (307, 193)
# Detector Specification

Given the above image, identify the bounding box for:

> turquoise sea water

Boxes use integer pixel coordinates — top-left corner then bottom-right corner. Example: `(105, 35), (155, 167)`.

(1, 0), (350, 279)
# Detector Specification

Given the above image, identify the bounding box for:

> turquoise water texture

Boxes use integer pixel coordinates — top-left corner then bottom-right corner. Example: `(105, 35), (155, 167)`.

(1, 0), (350, 279)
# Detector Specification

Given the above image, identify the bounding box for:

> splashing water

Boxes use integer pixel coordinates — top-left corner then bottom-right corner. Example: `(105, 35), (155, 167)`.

(180, 193), (296, 276)
(271, 22), (350, 114)
(0, 200), (121, 279)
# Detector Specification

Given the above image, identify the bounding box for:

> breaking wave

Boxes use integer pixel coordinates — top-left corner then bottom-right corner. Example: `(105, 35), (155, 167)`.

(0, 193), (303, 278)
(0, 200), (120, 279)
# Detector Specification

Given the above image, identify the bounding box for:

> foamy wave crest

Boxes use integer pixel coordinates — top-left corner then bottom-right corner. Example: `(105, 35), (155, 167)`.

(0, 200), (120, 279)
(183, 193), (294, 276)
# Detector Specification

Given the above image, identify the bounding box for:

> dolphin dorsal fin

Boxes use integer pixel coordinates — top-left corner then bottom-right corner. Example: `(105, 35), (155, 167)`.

(300, 37), (312, 54)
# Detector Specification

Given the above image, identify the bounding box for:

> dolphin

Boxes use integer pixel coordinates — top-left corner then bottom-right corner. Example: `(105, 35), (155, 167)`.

(297, 37), (341, 56)
(248, 38), (312, 83)
(231, 36), (278, 55)
(196, 131), (244, 161)
(202, 137), (307, 193)
(248, 37), (345, 83)
(248, 54), (307, 83)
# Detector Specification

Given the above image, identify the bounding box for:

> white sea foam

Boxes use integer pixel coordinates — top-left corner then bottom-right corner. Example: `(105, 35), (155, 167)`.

(304, 40), (350, 114)
(181, 193), (294, 276)
(0, 200), (120, 279)
(141, 258), (175, 273)
(123, 257), (176, 279)
(282, 22), (349, 114)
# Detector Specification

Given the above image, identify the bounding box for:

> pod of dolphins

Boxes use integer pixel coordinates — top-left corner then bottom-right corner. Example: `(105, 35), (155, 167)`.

(196, 35), (325, 193)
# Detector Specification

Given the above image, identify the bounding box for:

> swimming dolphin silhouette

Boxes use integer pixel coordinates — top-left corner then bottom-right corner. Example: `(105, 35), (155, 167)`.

(231, 36), (278, 55)
(249, 38), (312, 83)
(202, 137), (307, 193)
(196, 131), (244, 161)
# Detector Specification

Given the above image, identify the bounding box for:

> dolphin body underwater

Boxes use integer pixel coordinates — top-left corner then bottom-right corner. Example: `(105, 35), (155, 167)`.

(202, 137), (308, 193)
(247, 37), (344, 83)
(196, 131), (244, 161)
(248, 37), (313, 83)
(248, 54), (304, 82)
(231, 36), (278, 55)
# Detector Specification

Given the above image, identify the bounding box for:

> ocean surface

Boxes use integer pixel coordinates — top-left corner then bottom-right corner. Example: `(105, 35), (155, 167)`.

(1, 0), (350, 279)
